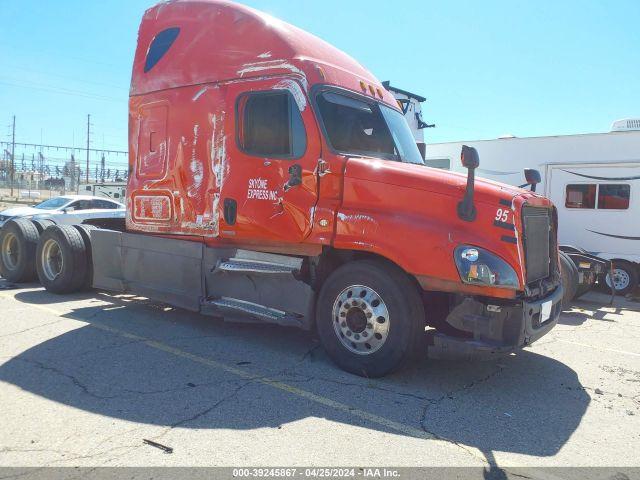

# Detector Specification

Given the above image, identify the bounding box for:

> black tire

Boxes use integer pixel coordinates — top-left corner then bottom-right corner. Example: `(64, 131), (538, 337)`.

(73, 224), (96, 289)
(316, 260), (425, 377)
(36, 225), (88, 294)
(603, 260), (639, 296)
(0, 218), (39, 282)
(31, 219), (55, 235)
(559, 251), (578, 308)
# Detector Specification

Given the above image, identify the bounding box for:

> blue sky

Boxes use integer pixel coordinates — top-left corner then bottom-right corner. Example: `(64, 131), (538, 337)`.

(1, 0), (639, 156)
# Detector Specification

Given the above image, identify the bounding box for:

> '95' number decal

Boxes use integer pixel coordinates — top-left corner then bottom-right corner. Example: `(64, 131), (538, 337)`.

(495, 208), (510, 222)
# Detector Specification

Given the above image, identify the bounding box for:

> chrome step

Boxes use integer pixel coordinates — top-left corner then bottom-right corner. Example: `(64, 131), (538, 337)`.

(217, 258), (295, 274)
(203, 296), (303, 327)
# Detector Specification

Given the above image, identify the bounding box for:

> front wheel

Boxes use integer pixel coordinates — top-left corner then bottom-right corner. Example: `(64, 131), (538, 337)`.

(316, 260), (425, 377)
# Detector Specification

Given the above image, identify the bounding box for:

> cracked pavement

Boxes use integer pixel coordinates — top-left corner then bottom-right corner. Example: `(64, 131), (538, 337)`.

(0, 285), (638, 468)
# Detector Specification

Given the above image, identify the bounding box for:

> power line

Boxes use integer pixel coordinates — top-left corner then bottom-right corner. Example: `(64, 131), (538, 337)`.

(10, 116), (16, 196)
(0, 79), (125, 103)
(86, 114), (91, 183)
(6, 65), (128, 91)
(0, 141), (127, 155)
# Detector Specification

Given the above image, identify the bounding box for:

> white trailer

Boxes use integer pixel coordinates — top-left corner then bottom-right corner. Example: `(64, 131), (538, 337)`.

(424, 124), (640, 294)
(81, 183), (127, 201)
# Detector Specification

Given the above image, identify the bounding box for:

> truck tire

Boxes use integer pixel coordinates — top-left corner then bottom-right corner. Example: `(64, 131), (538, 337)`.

(0, 218), (40, 283)
(31, 219), (55, 234)
(559, 251), (578, 308)
(316, 260), (425, 377)
(36, 225), (88, 294)
(73, 224), (96, 289)
(603, 260), (639, 296)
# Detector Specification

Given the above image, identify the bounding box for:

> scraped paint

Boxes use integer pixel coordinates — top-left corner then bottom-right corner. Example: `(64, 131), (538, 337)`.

(211, 112), (228, 190)
(192, 87), (208, 102)
(237, 59), (308, 90)
(273, 79), (307, 110)
(187, 124), (204, 198)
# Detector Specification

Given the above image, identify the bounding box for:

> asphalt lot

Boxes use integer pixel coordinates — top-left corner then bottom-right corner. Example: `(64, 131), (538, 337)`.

(0, 281), (638, 469)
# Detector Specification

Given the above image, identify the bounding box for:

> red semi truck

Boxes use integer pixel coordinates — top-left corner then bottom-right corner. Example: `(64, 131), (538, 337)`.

(0, 0), (562, 377)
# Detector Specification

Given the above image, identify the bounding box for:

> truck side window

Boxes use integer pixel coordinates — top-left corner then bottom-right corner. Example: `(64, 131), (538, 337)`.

(144, 27), (180, 73)
(565, 184), (596, 209)
(317, 92), (395, 160)
(598, 184), (630, 210)
(238, 91), (306, 158)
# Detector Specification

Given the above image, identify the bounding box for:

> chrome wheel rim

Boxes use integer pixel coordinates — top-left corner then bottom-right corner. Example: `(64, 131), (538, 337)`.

(332, 284), (390, 355)
(1, 233), (19, 271)
(606, 268), (630, 291)
(41, 238), (64, 281)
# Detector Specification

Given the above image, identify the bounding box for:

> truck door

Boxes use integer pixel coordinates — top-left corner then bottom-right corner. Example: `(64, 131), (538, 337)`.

(217, 79), (320, 244)
(547, 163), (640, 257)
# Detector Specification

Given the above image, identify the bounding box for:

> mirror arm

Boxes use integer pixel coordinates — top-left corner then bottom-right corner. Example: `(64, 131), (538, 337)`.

(457, 169), (477, 222)
(457, 145), (479, 222)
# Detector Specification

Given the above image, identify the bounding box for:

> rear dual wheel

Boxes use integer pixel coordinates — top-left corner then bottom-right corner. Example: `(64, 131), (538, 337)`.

(0, 219), (40, 282)
(559, 251), (578, 308)
(316, 260), (425, 378)
(36, 225), (90, 294)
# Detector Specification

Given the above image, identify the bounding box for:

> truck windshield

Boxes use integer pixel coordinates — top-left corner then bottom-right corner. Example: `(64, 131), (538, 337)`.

(316, 91), (424, 164)
(34, 197), (70, 210)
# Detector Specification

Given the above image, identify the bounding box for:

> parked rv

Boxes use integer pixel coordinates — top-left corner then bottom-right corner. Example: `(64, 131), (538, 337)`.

(0, 0), (563, 377)
(426, 125), (640, 294)
(82, 183), (127, 201)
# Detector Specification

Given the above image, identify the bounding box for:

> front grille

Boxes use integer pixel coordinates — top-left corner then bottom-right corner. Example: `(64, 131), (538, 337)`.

(522, 206), (552, 284)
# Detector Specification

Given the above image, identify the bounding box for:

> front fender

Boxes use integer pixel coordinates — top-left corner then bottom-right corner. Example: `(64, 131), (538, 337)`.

(333, 175), (524, 299)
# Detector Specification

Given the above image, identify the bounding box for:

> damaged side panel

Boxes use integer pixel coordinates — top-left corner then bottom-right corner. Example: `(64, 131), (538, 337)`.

(128, 83), (228, 238)
(91, 229), (315, 328)
(203, 248), (315, 329)
(93, 229), (204, 311)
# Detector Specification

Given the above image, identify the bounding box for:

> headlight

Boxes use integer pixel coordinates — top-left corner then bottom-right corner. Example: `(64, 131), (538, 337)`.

(454, 245), (519, 289)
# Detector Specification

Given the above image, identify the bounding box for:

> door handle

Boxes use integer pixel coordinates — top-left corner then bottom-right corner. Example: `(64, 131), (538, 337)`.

(317, 158), (331, 177)
(284, 164), (302, 192)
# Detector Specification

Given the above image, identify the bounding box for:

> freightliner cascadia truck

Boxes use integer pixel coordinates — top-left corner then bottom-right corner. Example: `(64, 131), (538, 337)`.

(0, 0), (562, 377)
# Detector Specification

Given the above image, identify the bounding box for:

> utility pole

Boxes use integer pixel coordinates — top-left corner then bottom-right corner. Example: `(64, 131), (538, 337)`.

(10, 115), (16, 197)
(85, 114), (90, 184)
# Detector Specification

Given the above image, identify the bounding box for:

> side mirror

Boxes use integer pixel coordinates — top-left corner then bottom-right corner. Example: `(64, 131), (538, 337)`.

(460, 145), (479, 169)
(63, 206), (75, 213)
(520, 168), (541, 192)
(457, 145), (479, 222)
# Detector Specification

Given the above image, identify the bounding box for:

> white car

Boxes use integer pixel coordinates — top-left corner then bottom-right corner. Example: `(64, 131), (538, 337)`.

(0, 195), (125, 227)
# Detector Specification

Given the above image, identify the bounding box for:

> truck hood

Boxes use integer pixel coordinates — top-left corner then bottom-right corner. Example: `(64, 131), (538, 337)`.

(344, 156), (535, 206)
